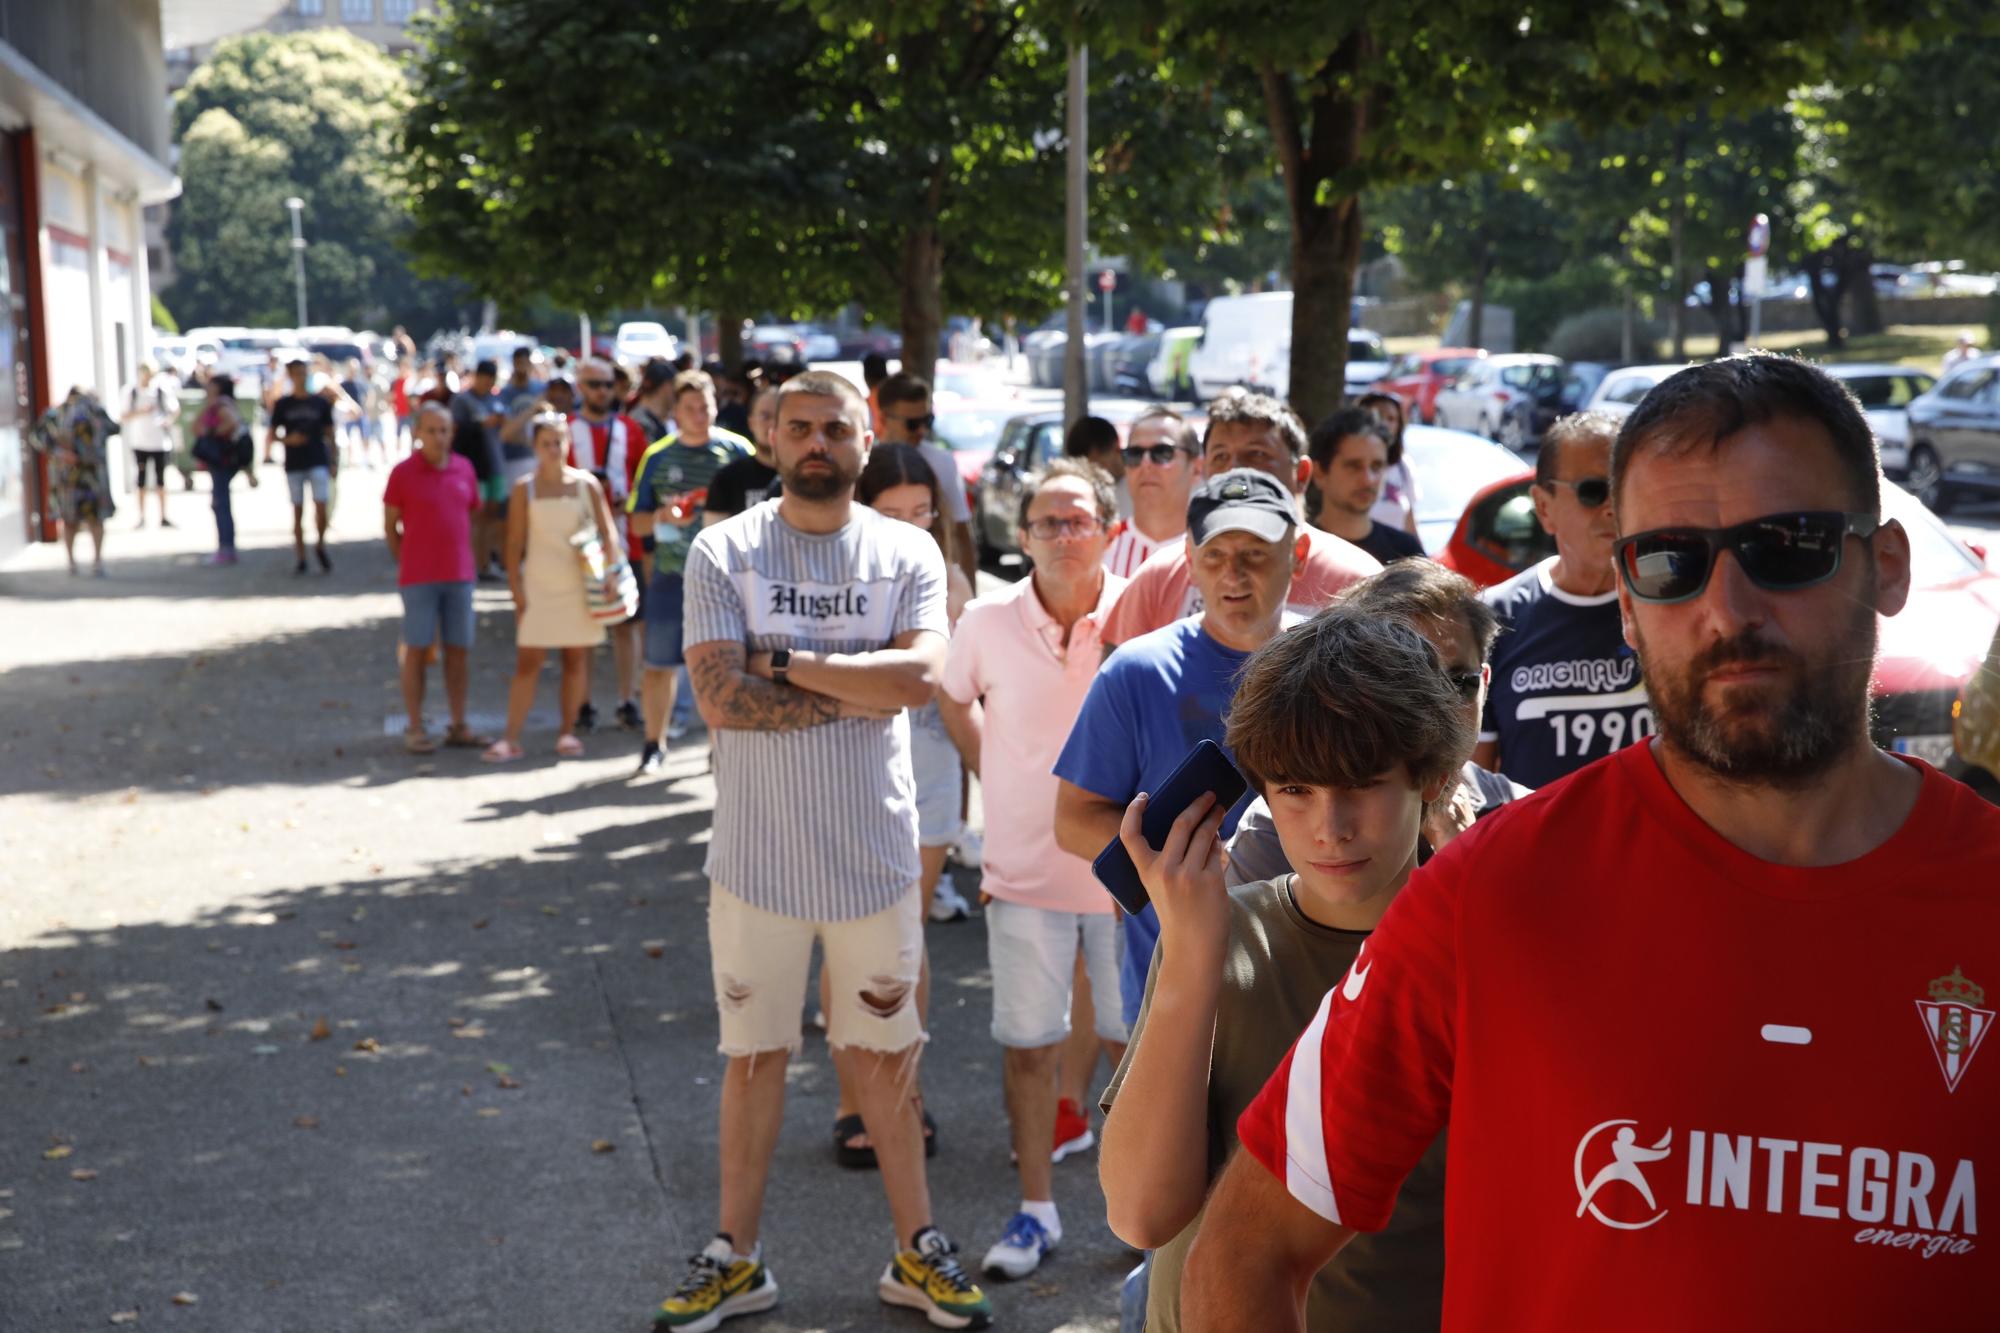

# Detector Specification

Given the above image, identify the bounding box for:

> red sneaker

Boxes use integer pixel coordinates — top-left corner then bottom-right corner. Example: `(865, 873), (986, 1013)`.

(1051, 1098), (1095, 1163)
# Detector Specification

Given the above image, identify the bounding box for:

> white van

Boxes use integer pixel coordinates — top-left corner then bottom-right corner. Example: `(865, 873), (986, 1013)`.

(1187, 291), (1292, 403)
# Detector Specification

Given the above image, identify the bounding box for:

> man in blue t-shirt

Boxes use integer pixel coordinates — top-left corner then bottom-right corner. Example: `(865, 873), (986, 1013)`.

(1053, 469), (1306, 1028)
(1476, 410), (1650, 789)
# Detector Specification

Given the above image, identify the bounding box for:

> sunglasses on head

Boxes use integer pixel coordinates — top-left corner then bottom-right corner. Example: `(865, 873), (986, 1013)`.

(1122, 443), (1182, 466)
(1615, 510), (1879, 604)
(1544, 475), (1611, 508)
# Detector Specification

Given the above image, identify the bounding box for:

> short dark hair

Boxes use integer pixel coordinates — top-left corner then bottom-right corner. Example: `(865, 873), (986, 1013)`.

(474, 359), (498, 379)
(1018, 456), (1118, 532)
(1129, 406), (1199, 454)
(775, 368), (868, 416)
(639, 357), (675, 392)
(877, 371), (930, 411)
(672, 368), (715, 401)
(1537, 410), (1620, 487)
(1227, 605), (1470, 799)
(1307, 407), (1386, 473)
(512, 345), (533, 362)
(1063, 415), (1120, 460)
(861, 352), (890, 387)
(1334, 558), (1499, 660)
(857, 442), (955, 568)
(1611, 354), (1881, 514)
(1202, 391), (1307, 459)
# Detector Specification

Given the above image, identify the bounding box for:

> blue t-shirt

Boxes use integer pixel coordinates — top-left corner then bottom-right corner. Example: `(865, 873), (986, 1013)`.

(1052, 616), (1257, 1028)
(1479, 556), (1651, 789)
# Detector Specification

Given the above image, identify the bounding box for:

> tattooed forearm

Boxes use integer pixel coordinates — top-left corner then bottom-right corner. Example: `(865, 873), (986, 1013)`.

(687, 642), (837, 732)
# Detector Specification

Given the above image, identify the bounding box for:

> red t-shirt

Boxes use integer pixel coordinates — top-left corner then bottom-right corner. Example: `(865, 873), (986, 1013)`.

(383, 453), (479, 585)
(567, 413), (647, 564)
(1238, 743), (2000, 1328)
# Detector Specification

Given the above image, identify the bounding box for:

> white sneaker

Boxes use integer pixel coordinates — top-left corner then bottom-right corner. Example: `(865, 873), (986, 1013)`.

(950, 829), (984, 869)
(667, 719), (690, 742)
(928, 874), (971, 923)
(982, 1211), (1058, 1279)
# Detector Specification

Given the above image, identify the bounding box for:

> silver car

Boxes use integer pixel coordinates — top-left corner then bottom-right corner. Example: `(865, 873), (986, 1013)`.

(1906, 354), (2000, 513)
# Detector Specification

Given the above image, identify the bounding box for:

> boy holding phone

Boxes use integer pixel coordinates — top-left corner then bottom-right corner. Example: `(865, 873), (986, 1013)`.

(1097, 603), (1472, 1333)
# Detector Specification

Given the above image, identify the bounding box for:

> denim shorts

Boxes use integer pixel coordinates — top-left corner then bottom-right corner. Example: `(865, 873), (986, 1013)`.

(986, 899), (1126, 1049)
(643, 570), (685, 668)
(909, 701), (962, 847)
(400, 580), (475, 649)
(286, 466), (331, 507)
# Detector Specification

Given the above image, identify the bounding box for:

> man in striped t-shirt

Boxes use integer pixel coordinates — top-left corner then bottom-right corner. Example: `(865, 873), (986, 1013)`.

(665, 371), (993, 1332)
(1101, 407), (1201, 579)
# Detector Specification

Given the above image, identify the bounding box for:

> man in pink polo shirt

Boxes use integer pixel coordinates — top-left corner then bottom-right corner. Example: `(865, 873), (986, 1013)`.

(938, 457), (1129, 1282)
(1099, 392), (1380, 650)
(383, 402), (486, 754)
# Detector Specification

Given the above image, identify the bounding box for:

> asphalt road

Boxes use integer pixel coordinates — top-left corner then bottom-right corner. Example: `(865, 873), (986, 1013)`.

(0, 466), (1126, 1333)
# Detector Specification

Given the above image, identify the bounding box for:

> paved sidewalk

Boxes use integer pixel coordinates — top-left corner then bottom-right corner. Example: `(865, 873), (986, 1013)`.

(0, 467), (1127, 1331)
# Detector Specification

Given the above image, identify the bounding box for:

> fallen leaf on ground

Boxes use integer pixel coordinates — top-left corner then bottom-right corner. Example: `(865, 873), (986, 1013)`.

(109, 1312), (138, 1326)
(475, 1107), (501, 1118)
(485, 1062), (511, 1074)
(590, 1139), (616, 1154)
(171, 1292), (197, 1306)
(69, 1062), (87, 1074)
(334, 1065), (347, 1077)
(471, 919), (489, 930)
(497, 1075), (521, 1090)
(450, 1025), (487, 1040)
(539, 905), (560, 916)
(643, 944), (664, 959)
(331, 940), (357, 951)
(43, 1145), (73, 1160)
(204, 998), (224, 1012)
(351, 1038), (380, 1053)
(71, 1168), (98, 1181)
(293, 1116), (319, 1130)
(309, 1017), (332, 1042)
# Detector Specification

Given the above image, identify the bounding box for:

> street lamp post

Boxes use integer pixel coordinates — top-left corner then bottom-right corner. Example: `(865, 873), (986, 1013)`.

(285, 196), (308, 329)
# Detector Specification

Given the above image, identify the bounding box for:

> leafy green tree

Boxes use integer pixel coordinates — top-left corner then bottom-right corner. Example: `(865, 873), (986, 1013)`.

(167, 30), (468, 333)
(1374, 171), (1562, 348)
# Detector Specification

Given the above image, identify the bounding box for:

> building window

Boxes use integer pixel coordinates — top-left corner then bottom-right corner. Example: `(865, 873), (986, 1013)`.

(296, 0), (325, 15)
(341, 0), (374, 19)
(382, 0), (413, 19)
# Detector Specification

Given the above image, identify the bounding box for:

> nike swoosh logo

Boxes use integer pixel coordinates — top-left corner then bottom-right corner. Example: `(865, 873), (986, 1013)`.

(1342, 948), (1370, 1002)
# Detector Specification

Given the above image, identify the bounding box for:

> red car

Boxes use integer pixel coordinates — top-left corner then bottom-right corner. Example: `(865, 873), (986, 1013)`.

(1370, 346), (1485, 424)
(1438, 471), (2000, 793)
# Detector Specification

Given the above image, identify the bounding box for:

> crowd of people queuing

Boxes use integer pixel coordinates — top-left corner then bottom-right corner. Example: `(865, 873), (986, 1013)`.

(28, 329), (1997, 1330)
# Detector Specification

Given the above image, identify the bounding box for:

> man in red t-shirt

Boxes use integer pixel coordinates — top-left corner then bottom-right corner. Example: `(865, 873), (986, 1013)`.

(1191, 354), (2000, 1330)
(383, 402), (485, 753)
(565, 357), (650, 733)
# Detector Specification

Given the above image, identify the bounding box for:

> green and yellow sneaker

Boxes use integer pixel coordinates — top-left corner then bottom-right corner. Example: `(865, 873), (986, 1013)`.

(654, 1236), (779, 1331)
(878, 1227), (994, 1329)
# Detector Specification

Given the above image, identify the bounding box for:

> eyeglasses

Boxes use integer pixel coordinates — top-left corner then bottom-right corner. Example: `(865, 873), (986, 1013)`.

(1025, 516), (1105, 540)
(1544, 476), (1611, 508)
(581, 379), (614, 389)
(876, 506), (936, 525)
(1614, 510), (1880, 604)
(887, 413), (934, 432)
(1447, 671), (1483, 702)
(1122, 443), (1184, 467)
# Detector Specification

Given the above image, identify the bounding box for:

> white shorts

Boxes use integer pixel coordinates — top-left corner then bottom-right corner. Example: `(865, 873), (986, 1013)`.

(708, 881), (924, 1057)
(286, 466), (331, 507)
(986, 898), (1127, 1049)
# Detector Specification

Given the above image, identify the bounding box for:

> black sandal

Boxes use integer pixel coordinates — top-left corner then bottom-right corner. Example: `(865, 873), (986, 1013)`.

(831, 1110), (939, 1170)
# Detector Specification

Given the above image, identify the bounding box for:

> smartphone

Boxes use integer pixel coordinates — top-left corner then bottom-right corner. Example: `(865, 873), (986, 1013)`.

(1091, 739), (1248, 916)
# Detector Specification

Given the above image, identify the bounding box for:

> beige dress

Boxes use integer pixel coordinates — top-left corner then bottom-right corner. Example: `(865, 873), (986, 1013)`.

(517, 471), (606, 649)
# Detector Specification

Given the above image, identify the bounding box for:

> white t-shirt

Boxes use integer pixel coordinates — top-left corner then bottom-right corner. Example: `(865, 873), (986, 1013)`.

(1369, 456), (1418, 531)
(124, 383), (172, 453)
(916, 441), (972, 524)
(1102, 521), (1181, 579)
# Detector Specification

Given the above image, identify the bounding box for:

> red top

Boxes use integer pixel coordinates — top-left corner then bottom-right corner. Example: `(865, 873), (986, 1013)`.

(567, 413), (648, 564)
(1237, 742), (2000, 1328)
(383, 453), (479, 585)
(391, 375), (411, 417)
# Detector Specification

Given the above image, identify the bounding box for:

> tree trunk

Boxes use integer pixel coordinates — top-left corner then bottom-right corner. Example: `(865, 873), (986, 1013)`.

(716, 309), (745, 370)
(1803, 252), (1845, 347)
(1704, 266), (1734, 348)
(1467, 249), (1492, 350)
(1668, 125), (1688, 360)
(1288, 196), (1362, 426)
(898, 225), (942, 386)
(1846, 246), (1884, 336)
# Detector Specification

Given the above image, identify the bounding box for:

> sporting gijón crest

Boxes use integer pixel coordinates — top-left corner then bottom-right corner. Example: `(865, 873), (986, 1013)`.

(1916, 968), (1993, 1094)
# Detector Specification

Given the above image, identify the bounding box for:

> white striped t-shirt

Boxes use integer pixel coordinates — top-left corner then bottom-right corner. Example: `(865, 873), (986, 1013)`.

(683, 500), (949, 922)
(1102, 522), (1182, 580)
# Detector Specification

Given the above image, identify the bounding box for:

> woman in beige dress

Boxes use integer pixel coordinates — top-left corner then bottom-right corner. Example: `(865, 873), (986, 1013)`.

(484, 412), (618, 761)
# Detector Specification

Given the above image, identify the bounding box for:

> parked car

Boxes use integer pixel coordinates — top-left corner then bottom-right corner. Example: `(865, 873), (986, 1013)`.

(1905, 354), (2000, 513)
(1431, 353), (1565, 448)
(1559, 360), (1618, 413)
(215, 329), (289, 379)
(932, 361), (1014, 403)
(747, 324), (807, 364)
(1112, 331), (1162, 396)
(613, 321), (677, 369)
(1437, 474), (1999, 788)
(1369, 347), (1485, 424)
(1819, 363), (1934, 477)
(798, 325), (842, 362)
(1399, 424), (1534, 554)
(1582, 363), (1685, 420)
(1344, 329), (1392, 396)
(1147, 327), (1201, 401)
(1187, 291), (1293, 402)
(308, 340), (374, 371)
(973, 399), (1170, 568)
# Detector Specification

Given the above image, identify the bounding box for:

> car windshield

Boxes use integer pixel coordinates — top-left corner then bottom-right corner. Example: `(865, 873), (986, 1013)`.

(1432, 357), (1477, 379)
(1403, 429), (1531, 526)
(1883, 485), (1983, 587)
(1501, 364), (1559, 388)
(934, 406), (1024, 452)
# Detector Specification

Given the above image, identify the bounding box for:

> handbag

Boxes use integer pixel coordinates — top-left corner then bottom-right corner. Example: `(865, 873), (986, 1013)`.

(572, 518), (639, 622)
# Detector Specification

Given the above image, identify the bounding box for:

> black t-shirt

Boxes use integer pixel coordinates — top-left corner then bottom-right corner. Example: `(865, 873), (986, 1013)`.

(270, 394), (336, 472)
(705, 454), (780, 518)
(1479, 557), (1650, 788)
(1353, 520), (1426, 565)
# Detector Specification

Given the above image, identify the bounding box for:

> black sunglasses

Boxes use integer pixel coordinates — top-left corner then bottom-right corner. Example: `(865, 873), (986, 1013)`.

(1615, 510), (1879, 604)
(581, 378), (614, 389)
(1447, 671), (1483, 702)
(1122, 443), (1183, 466)
(1544, 476), (1611, 508)
(888, 412), (934, 431)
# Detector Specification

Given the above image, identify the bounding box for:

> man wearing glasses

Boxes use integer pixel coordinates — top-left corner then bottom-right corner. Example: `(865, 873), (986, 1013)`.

(936, 459), (1131, 1281)
(875, 371), (978, 589)
(1189, 352), (1999, 1331)
(1473, 410), (1644, 788)
(567, 357), (650, 734)
(1103, 408), (1202, 579)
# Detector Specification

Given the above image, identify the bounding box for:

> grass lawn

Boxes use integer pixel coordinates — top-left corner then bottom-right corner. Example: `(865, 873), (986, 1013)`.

(1383, 323), (1975, 377)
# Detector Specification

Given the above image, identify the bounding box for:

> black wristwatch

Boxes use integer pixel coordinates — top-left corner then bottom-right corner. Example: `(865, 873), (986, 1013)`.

(770, 649), (792, 685)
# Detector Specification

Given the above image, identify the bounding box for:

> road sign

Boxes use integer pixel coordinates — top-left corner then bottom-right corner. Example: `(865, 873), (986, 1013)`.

(1747, 213), (1770, 259)
(1097, 269), (1116, 292)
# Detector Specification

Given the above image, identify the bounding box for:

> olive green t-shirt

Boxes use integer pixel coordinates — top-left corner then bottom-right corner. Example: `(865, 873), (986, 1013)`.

(1101, 875), (1446, 1333)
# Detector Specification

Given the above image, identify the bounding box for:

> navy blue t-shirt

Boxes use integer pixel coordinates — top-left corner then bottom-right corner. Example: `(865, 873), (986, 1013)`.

(1053, 616), (1259, 1029)
(1479, 557), (1650, 789)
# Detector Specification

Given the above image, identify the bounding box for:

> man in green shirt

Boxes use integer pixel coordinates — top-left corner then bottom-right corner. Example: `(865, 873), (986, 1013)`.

(627, 369), (751, 776)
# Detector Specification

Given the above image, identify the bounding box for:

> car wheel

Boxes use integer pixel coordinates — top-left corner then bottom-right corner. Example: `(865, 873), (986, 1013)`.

(1908, 444), (1952, 514)
(1498, 413), (1526, 449)
(1478, 414), (1495, 441)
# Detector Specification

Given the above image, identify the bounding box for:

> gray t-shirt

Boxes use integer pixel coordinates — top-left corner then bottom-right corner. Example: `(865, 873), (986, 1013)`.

(682, 500), (948, 920)
(1225, 759), (1531, 888)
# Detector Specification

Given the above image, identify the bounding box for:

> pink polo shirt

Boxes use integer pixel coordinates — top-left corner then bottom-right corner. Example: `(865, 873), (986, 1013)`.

(941, 570), (1127, 915)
